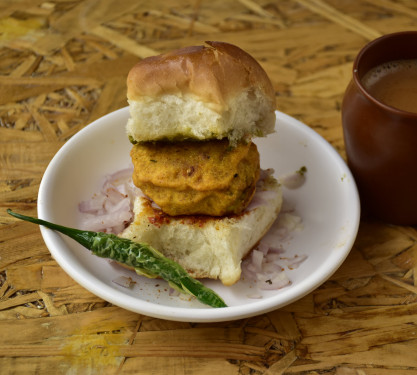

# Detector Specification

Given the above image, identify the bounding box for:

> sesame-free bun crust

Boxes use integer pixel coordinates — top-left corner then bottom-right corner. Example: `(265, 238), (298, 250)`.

(126, 41), (276, 144)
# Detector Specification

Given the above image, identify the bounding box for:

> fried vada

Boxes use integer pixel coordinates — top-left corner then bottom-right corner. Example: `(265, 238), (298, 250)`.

(130, 139), (260, 216)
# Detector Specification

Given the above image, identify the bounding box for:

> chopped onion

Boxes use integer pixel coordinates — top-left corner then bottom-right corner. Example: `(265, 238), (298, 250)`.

(245, 189), (280, 211)
(259, 168), (274, 181)
(78, 166), (137, 234)
(265, 252), (282, 262)
(78, 194), (106, 213)
(280, 166), (307, 189)
(281, 172), (305, 189)
(257, 242), (271, 255)
(251, 250), (264, 273)
(246, 292), (263, 299)
(279, 254), (308, 269)
(169, 288), (181, 297)
(259, 272), (290, 290)
(242, 208), (307, 297)
(243, 169), (307, 298)
(245, 168), (278, 212)
(112, 276), (135, 288)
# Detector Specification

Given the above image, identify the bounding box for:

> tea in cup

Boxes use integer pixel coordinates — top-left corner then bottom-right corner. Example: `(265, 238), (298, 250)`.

(361, 59), (417, 112)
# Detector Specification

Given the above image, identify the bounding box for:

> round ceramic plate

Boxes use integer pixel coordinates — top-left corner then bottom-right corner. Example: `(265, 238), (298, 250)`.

(38, 107), (360, 322)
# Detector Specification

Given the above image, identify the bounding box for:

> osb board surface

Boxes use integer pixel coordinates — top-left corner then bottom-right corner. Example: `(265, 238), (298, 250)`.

(1, 0), (417, 374)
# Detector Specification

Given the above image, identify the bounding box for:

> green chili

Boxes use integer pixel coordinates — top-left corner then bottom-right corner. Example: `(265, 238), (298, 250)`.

(7, 209), (227, 308)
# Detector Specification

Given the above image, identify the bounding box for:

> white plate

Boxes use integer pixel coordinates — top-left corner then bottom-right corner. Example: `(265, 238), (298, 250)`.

(38, 107), (360, 322)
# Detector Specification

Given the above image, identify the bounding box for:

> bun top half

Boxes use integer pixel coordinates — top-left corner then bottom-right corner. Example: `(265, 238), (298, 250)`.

(126, 41), (276, 144)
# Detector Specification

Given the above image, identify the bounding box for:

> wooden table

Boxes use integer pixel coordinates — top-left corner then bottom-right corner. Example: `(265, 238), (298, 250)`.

(1, 0), (417, 373)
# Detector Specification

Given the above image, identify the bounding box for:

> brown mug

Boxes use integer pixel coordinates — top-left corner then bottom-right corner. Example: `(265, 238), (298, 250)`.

(342, 31), (417, 226)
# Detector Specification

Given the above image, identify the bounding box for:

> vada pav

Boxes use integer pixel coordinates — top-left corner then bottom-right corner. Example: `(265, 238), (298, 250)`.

(121, 41), (283, 286)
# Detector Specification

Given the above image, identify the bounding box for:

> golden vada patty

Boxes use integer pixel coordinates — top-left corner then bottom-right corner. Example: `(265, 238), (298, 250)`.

(130, 139), (260, 216)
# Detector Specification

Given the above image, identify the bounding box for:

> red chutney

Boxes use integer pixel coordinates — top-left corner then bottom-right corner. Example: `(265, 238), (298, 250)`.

(141, 196), (249, 228)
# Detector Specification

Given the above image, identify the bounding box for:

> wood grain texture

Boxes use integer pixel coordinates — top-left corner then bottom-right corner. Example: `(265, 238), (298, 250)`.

(1, 0), (417, 373)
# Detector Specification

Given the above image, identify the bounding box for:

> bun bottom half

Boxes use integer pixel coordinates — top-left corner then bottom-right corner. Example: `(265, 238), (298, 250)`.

(120, 176), (282, 286)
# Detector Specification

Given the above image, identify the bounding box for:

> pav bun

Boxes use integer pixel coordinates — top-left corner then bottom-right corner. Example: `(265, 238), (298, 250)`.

(126, 41), (276, 144)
